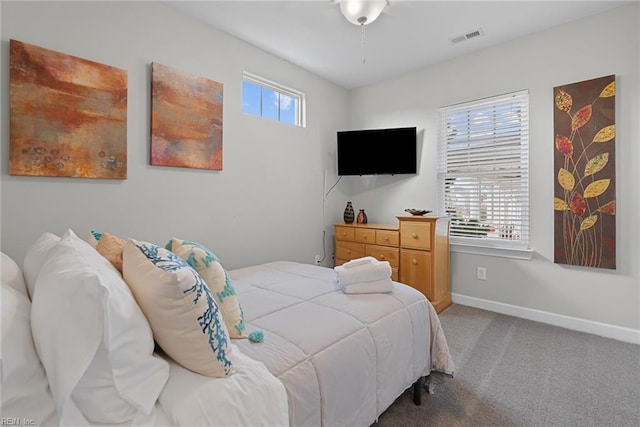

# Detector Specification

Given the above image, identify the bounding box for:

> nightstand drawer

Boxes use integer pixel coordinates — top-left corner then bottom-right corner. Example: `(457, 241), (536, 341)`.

(376, 230), (399, 247)
(335, 226), (355, 242)
(365, 244), (399, 269)
(400, 222), (432, 250)
(335, 241), (365, 260)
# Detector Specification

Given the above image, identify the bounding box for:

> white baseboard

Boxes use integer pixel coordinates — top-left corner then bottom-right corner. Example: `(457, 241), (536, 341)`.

(451, 293), (640, 345)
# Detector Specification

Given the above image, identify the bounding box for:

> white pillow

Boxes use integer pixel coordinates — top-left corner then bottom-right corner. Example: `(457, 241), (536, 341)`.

(1, 284), (59, 426)
(1, 252), (28, 298)
(166, 238), (247, 338)
(123, 239), (234, 377)
(30, 229), (169, 424)
(22, 232), (60, 300)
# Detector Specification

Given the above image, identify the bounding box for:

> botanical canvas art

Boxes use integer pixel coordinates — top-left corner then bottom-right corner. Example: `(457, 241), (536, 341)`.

(553, 75), (616, 269)
(9, 39), (127, 179)
(151, 63), (223, 170)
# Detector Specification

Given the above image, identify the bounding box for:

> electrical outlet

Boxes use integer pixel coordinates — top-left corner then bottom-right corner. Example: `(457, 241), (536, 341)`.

(315, 255), (322, 264)
(477, 266), (487, 281)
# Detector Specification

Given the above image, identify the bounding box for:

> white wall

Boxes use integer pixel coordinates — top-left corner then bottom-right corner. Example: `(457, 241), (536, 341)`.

(346, 4), (639, 334)
(1, 1), (348, 268)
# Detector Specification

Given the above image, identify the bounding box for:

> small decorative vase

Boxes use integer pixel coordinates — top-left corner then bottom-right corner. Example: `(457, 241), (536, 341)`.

(356, 209), (368, 224)
(343, 201), (355, 224)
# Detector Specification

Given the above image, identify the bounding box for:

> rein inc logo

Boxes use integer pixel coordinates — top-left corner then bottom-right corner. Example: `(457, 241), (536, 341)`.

(1, 419), (35, 426)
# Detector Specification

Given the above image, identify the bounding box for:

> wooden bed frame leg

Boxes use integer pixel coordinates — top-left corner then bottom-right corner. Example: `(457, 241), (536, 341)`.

(412, 377), (423, 406)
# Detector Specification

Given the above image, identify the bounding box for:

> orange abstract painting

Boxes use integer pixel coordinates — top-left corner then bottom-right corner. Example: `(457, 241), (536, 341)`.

(553, 75), (616, 269)
(9, 40), (127, 179)
(151, 63), (223, 170)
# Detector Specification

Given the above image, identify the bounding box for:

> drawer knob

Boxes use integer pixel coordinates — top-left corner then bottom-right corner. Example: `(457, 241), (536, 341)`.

(412, 259), (418, 265)
(380, 254), (385, 260)
(412, 233), (418, 239)
(347, 250), (351, 254)
(343, 232), (347, 237)
(362, 235), (367, 239)
(384, 237), (389, 241)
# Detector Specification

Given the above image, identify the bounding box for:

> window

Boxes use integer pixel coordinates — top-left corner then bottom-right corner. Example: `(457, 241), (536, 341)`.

(242, 71), (305, 127)
(437, 90), (531, 258)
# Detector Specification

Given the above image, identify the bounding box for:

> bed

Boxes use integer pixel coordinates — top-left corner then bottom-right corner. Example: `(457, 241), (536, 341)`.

(230, 261), (454, 426)
(1, 230), (454, 426)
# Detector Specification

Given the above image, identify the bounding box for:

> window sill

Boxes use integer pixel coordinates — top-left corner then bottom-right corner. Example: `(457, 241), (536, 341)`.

(450, 241), (534, 260)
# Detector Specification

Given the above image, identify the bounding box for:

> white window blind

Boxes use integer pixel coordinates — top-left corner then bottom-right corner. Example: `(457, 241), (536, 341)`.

(437, 90), (530, 252)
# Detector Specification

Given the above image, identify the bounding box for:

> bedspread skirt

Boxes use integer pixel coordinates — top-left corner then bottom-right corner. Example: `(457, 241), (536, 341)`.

(230, 261), (454, 426)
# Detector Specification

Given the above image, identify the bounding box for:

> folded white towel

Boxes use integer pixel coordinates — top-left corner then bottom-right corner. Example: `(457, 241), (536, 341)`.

(341, 256), (377, 269)
(342, 278), (393, 294)
(334, 260), (392, 286)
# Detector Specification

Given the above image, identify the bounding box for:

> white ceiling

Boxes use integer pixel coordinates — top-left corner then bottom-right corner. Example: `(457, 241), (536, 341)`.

(167, 1), (630, 89)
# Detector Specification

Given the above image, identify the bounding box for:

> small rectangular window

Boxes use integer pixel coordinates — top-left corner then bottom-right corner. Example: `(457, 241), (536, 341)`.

(242, 71), (305, 127)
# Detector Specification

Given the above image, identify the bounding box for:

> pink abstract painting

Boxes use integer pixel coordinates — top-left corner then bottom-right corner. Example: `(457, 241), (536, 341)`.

(151, 63), (223, 170)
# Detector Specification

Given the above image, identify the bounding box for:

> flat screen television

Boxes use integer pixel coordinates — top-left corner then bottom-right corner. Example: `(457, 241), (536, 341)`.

(337, 126), (417, 176)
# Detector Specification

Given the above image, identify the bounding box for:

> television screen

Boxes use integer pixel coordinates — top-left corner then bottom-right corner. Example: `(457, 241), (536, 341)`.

(337, 127), (417, 176)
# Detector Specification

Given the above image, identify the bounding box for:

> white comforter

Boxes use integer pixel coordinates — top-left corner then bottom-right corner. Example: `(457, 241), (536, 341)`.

(230, 261), (454, 427)
(157, 344), (288, 427)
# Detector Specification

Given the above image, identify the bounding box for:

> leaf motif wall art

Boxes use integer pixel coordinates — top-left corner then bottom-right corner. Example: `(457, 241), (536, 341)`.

(150, 63), (223, 170)
(553, 75), (616, 269)
(9, 39), (127, 179)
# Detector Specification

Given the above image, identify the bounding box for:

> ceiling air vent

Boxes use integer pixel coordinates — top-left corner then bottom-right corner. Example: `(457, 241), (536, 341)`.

(449, 28), (484, 44)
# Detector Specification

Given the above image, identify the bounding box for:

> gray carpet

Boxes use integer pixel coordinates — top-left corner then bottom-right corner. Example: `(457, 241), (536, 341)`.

(375, 304), (640, 427)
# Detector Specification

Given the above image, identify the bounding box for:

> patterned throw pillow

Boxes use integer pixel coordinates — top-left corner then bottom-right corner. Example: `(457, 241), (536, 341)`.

(123, 239), (234, 377)
(166, 238), (247, 339)
(95, 232), (126, 273)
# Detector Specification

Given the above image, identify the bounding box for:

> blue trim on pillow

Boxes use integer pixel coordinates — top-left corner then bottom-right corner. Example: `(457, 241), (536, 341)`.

(235, 305), (246, 336)
(181, 240), (217, 267)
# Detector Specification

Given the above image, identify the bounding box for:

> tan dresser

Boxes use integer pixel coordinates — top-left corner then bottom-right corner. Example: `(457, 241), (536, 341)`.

(334, 223), (400, 281)
(334, 216), (451, 313)
(398, 216), (451, 313)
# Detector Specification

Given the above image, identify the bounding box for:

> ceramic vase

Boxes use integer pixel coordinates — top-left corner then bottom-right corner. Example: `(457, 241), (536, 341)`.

(343, 201), (355, 224)
(356, 209), (368, 224)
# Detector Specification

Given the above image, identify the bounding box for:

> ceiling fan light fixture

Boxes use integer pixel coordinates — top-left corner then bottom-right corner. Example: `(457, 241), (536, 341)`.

(340, 0), (388, 26)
